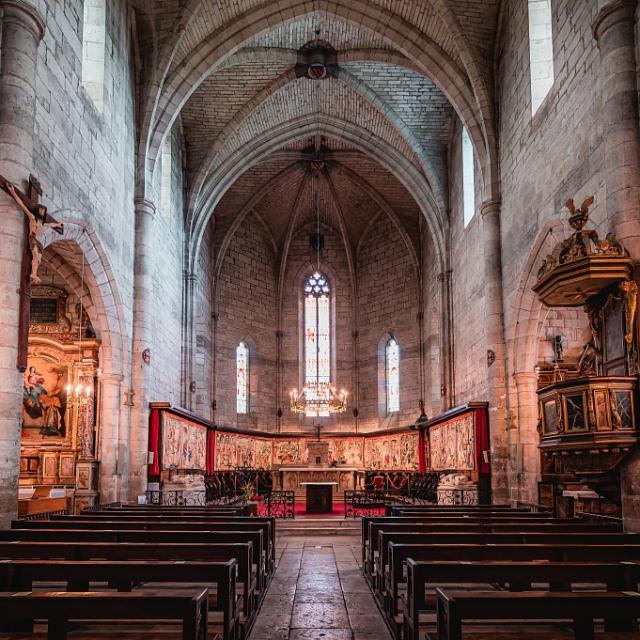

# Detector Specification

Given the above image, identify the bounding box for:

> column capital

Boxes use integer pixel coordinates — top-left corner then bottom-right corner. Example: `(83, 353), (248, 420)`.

(1, 0), (45, 40)
(592, 0), (635, 43)
(480, 199), (501, 218)
(134, 197), (156, 218)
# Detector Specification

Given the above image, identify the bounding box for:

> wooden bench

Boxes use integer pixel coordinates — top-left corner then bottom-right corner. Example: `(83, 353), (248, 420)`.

(384, 543), (640, 623)
(362, 519), (620, 574)
(434, 589), (640, 640)
(385, 506), (544, 516)
(0, 541), (256, 620)
(0, 529), (267, 592)
(29, 516), (276, 573)
(80, 508), (244, 517)
(376, 532), (640, 592)
(0, 588), (209, 640)
(0, 559), (237, 640)
(403, 560), (635, 640)
(9, 520), (275, 580)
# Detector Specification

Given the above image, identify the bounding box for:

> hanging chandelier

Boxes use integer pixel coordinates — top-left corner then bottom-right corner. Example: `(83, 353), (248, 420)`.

(289, 159), (348, 416)
(290, 382), (348, 415)
(65, 242), (93, 410)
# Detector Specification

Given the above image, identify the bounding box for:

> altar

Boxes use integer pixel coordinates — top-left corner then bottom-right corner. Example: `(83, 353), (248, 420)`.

(301, 481), (338, 513)
(276, 466), (362, 498)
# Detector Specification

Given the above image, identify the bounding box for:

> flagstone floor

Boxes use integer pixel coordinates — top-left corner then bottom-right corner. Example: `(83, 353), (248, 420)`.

(249, 536), (392, 640)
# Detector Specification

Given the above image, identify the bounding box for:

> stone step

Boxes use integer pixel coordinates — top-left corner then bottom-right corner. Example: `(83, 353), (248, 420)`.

(277, 518), (360, 536)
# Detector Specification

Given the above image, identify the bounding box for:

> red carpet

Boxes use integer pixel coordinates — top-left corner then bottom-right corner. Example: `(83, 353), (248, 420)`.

(256, 500), (385, 518)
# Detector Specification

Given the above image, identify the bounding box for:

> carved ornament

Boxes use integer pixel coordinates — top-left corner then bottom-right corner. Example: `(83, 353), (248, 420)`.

(533, 197), (633, 306)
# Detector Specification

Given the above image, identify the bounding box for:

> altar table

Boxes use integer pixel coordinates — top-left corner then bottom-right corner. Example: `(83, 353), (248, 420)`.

(301, 482), (338, 513)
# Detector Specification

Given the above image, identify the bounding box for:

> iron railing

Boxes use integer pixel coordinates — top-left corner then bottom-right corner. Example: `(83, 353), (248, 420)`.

(267, 491), (295, 519)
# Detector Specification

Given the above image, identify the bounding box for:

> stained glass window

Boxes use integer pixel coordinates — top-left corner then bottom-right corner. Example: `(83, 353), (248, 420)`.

(236, 341), (249, 414)
(528, 0), (554, 115)
(386, 337), (400, 414)
(304, 272), (331, 417)
(462, 127), (475, 228)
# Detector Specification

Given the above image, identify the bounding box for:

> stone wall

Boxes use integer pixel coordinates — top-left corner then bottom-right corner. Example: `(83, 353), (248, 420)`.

(213, 212), (278, 431)
(449, 123), (488, 406)
(496, 0), (609, 503)
(357, 213), (421, 430)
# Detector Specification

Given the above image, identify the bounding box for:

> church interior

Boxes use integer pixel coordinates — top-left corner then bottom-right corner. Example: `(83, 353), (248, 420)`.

(2, 0), (640, 638)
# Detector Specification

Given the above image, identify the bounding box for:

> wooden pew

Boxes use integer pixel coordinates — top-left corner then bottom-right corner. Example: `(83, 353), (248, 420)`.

(0, 541), (256, 620)
(11, 519), (276, 575)
(81, 507), (245, 517)
(362, 519), (621, 574)
(0, 558), (237, 640)
(0, 528), (267, 592)
(403, 560), (633, 640)
(385, 543), (640, 624)
(376, 531), (640, 593)
(0, 588), (209, 640)
(385, 505), (533, 516)
(434, 589), (640, 640)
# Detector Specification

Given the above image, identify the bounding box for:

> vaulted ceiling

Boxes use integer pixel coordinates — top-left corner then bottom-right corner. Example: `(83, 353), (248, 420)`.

(132, 0), (501, 266)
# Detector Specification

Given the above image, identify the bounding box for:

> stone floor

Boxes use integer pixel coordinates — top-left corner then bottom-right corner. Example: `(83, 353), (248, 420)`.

(249, 536), (392, 640)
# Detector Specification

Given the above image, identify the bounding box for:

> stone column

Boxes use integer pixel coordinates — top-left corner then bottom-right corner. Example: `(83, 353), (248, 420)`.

(181, 270), (196, 410)
(97, 372), (124, 504)
(0, 0), (44, 528)
(593, 0), (640, 257)
(129, 198), (156, 501)
(513, 371), (540, 504)
(480, 199), (509, 504)
(593, 0), (640, 531)
(437, 270), (454, 411)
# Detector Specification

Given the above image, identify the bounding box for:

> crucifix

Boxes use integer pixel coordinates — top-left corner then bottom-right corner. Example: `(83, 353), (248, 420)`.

(314, 424), (322, 441)
(0, 173), (63, 370)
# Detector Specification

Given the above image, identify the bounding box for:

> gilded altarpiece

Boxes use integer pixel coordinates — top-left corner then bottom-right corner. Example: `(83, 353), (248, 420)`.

(20, 286), (100, 513)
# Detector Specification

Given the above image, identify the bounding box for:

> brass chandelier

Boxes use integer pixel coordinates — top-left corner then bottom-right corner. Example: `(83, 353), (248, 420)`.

(290, 382), (348, 415)
(65, 242), (92, 409)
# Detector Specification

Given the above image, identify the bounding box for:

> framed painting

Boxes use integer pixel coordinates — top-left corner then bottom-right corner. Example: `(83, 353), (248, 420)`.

(21, 353), (70, 442)
(161, 413), (207, 472)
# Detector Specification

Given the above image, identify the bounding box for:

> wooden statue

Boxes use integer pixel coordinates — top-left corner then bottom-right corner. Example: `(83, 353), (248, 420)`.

(5, 181), (63, 284)
(0, 174), (63, 369)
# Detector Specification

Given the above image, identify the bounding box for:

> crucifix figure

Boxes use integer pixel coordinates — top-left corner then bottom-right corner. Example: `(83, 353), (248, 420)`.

(0, 174), (63, 370)
(314, 424), (322, 441)
(2, 175), (63, 284)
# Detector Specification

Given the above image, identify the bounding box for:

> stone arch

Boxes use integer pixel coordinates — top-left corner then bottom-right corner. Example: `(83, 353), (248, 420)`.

(40, 215), (130, 503)
(41, 216), (128, 378)
(189, 114), (447, 277)
(139, 0), (495, 201)
(507, 217), (573, 503)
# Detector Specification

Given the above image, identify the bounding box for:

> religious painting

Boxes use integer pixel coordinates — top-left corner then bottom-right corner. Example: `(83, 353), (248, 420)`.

(273, 439), (307, 465)
(364, 432), (419, 470)
(564, 393), (586, 431)
(327, 438), (364, 466)
(613, 391), (633, 429)
(161, 413), (207, 471)
(593, 390), (610, 431)
(215, 432), (236, 470)
(21, 354), (69, 440)
(542, 398), (558, 433)
(429, 413), (476, 472)
(214, 431), (272, 470)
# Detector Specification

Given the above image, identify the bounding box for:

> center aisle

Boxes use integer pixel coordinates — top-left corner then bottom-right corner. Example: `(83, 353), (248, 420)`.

(249, 535), (392, 640)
